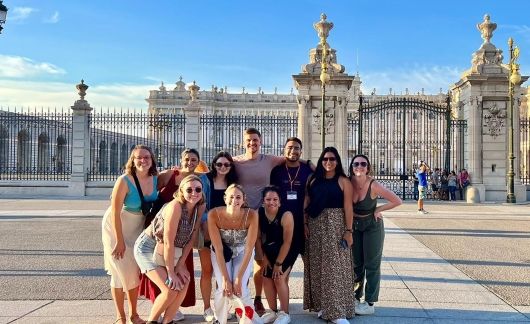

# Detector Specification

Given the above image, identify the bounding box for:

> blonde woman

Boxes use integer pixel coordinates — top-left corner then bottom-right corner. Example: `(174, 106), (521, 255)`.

(134, 174), (205, 324)
(102, 144), (158, 324)
(208, 184), (260, 324)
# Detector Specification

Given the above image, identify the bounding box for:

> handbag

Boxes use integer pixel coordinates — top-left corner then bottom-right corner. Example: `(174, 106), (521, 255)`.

(211, 240), (234, 262)
(132, 173), (163, 226)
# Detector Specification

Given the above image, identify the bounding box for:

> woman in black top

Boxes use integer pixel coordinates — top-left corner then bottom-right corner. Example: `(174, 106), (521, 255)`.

(198, 151), (238, 322)
(303, 147), (354, 324)
(257, 186), (296, 324)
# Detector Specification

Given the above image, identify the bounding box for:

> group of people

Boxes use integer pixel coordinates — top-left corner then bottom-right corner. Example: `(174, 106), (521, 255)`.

(414, 161), (471, 214)
(102, 128), (402, 324)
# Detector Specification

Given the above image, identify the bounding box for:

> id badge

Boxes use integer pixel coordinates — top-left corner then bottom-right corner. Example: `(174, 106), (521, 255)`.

(287, 191), (297, 200)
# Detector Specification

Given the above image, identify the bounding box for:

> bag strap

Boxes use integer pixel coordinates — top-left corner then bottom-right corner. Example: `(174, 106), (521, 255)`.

(131, 173), (146, 204)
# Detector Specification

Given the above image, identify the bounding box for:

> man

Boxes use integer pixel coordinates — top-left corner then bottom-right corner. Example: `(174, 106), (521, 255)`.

(232, 128), (286, 315)
(417, 160), (430, 214)
(270, 137), (312, 258)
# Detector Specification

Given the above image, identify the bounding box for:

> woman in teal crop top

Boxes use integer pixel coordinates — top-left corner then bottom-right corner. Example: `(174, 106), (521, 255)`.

(101, 145), (158, 324)
(349, 154), (401, 316)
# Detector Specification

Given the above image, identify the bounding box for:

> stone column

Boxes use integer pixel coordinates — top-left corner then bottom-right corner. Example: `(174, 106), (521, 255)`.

(69, 80), (92, 196)
(185, 81), (201, 151)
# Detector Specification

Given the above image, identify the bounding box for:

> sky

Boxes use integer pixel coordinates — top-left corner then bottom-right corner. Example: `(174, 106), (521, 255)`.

(1, 0), (529, 110)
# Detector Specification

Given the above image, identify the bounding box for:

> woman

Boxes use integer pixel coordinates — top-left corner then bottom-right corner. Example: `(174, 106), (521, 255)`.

(102, 144), (158, 324)
(258, 186), (296, 324)
(208, 184), (260, 324)
(199, 151), (238, 322)
(134, 174), (205, 324)
(303, 147), (354, 324)
(448, 171), (458, 201)
(349, 154), (401, 316)
(459, 169), (471, 200)
(440, 170), (449, 201)
(138, 148), (203, 321)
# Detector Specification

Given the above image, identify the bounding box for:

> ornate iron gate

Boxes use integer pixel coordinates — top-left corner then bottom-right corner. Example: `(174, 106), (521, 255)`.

(348, 97), (466, 200)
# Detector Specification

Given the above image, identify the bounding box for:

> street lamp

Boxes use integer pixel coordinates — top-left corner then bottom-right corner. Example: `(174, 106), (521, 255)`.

(314, 13), (333, 150)
(0, 1), (8, 34)
(507, 37), (521, 203)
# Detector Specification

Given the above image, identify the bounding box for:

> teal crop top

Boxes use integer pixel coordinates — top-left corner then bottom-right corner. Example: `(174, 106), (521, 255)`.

(123, 176), (158, 212)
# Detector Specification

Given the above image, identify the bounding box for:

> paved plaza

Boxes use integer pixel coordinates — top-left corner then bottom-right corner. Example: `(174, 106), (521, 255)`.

(0, 198), (529, 323)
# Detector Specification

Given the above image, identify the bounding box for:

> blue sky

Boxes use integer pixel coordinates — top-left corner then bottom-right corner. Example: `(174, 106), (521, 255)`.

(1, 0), (529, 109)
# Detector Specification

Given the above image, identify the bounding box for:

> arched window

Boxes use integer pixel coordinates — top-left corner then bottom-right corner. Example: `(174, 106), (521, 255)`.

(17, 129), (31, 172)
(0, 126), (8, 172)
(110, 142), (119, 173)
(99, 141), (108, 173)
(56, 135), (67, 173)
(120, 144), (128, 172)
(38, 133), (50, 172)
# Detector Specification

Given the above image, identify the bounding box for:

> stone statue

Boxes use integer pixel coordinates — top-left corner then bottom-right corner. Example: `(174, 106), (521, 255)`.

(477, 14), (496, 44)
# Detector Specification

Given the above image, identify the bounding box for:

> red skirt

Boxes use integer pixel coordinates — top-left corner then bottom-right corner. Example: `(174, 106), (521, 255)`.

(138, 251), (196, 307)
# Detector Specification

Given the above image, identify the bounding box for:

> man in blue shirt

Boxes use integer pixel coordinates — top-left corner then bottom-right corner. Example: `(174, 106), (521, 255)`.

(417, 160), (430, 214)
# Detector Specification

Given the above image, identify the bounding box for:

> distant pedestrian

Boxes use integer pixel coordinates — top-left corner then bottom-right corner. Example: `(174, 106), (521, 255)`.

(349, 154), (401, 315)
(448, 171), (457, 201)
(417, 160), (430, 214)
(430, 168), (440, 200)
(102, 144), (158, 324)
(459, 169), (471, 200)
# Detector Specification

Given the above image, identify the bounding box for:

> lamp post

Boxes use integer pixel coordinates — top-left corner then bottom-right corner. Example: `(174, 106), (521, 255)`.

(0, 1), (7, 34)
(507, 37), (521, 203)
(314, 13), (333, 150)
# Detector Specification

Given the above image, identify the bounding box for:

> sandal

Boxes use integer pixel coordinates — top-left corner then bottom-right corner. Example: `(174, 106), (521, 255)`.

(113, 318), (126, 324)
(128, 314), (146, 324)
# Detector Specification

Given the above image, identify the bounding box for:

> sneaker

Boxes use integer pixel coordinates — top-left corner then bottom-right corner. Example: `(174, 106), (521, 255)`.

(226, 312), (234, 320)
(254, 298), (266, 316)
(331, 319), (349, 324)
(261, 310), (277, 323)
(173, 310), (185, 322)
(317, 310), (323, 318)
(355, 301), (375, 315)
(273, 311), (291, 324)
(203, 307), (215, 322)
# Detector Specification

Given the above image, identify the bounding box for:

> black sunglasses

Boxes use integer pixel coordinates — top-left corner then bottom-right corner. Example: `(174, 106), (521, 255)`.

(215, 162), (232, 168)
(185, 187), (202, 194)
(322, 157), (337, 162)
(353, 161), (368, 167)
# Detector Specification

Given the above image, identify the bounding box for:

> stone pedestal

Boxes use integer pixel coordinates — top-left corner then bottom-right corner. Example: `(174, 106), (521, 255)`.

(185, 83), (201, 151)
(70, 97), (92, 196)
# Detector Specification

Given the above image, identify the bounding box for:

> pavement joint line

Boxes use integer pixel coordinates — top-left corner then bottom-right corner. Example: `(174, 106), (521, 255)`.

(7, 300), (55, 323)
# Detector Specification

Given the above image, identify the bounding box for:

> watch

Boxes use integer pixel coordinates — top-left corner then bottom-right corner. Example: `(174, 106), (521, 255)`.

(274, 261), (283, 267)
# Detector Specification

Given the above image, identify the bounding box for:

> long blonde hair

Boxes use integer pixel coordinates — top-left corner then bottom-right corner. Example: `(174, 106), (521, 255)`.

(224, 183), (248, 208)
(174, 174), (206, 206)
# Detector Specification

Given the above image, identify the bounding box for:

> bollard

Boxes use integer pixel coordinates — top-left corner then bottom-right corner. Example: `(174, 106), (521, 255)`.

(466, 186), (480, 203)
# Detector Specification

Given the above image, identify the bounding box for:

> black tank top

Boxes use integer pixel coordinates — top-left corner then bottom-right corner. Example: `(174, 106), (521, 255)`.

(353, 179), (377, 215)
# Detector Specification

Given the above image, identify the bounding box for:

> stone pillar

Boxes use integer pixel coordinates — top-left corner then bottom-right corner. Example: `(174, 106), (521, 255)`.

(69, 80), (92, 196)
(451, 15), (528, 201)
(293, 14), (354, 165)
(185, 81), (201, 151)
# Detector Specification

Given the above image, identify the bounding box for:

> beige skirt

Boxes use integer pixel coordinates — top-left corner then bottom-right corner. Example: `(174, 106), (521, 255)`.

(102, 207), (145, 290)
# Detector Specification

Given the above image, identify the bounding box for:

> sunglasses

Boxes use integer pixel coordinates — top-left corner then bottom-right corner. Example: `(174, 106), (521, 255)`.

(185, 187), (202, 194)
(215, 162), (232, 168)
(353, 161), (368, 167)
(322, 157), (337, 162)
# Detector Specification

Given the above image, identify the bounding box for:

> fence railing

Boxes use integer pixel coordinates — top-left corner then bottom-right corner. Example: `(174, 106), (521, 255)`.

(0, 108), (72, 180)
(521, 118), (529, 184)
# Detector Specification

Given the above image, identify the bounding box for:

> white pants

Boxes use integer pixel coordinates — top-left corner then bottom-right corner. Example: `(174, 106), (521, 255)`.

(211, 246), (257, 324)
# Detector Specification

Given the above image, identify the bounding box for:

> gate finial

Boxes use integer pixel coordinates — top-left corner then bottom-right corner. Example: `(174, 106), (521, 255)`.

(477, 14), (496, 44)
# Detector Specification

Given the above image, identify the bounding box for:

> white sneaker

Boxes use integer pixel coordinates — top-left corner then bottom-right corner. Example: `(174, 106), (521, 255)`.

(331, 318), (349, 324)
(273, 311), (291, 324)
(355, 301), (375, 315)
(317, 310), (323, 318)
(261, 310), (277, 323)
(173, 310), (185, 321)
(227, 311), (234, 320)
(203, 307), (215, 322)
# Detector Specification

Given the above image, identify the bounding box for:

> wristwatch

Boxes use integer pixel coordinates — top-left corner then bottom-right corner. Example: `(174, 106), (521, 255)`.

(274, 261), (283, 267)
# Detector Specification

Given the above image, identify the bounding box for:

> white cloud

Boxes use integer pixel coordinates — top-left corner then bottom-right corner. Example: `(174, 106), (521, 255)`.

(44, 11), (60, 24)
(0, 79), (152, 110)
(10, 7), (37, 22)
(359, 65), (462, 95)
(0, 55), (66, 78)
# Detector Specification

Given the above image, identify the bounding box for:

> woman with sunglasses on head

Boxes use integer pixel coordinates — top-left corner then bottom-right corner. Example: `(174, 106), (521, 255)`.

(303, 147), (354, 324)
(134, 174), (205, 324)
(349, 154), (401, 316)
(208, 184), (260, 324)
(198, 151), (238, 322)
(138, 148), (203, 322)
(102, 144), (158, 324)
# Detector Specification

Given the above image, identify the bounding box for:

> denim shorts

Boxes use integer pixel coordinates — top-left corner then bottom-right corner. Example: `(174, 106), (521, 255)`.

(134, 232), (158, 274)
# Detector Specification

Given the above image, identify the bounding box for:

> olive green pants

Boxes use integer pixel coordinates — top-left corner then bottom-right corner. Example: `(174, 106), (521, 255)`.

(353, 216), (385, 303)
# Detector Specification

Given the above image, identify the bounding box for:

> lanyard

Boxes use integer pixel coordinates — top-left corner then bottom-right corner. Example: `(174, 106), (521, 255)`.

(285, 164), (301, 191)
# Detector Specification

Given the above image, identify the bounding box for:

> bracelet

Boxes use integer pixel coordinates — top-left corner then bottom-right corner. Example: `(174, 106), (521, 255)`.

(344, 229), (353, 233)
(275, 261), (283, 266)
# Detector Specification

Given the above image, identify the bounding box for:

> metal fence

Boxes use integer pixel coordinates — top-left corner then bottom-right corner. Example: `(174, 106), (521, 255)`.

(88, 109), (186, 181)
(521, 118), (530, 184)
(199, 110), (298, 163)
(0, 108), (73, 180)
